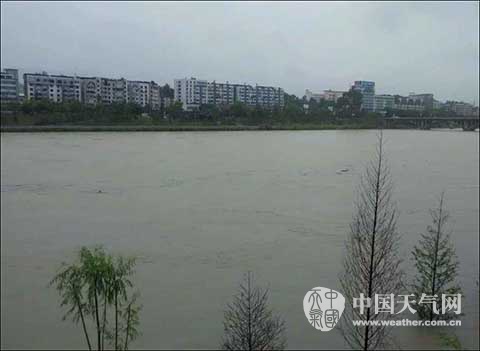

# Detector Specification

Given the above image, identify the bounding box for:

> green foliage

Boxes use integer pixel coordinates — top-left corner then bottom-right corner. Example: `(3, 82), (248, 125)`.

(50, 246), (141, 350)
(1, 92), (387, 128)
(160, 84), (174, 98)
(439, 332), (464, 350)
(1, 100), (149, 126)
(411, 192), (462, 321)
(336, 89), (363, 118)
(165, 101), (184, 120)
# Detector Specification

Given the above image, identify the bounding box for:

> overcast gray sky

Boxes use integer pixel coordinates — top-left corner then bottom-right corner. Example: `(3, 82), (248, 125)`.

(1, 1), (479, 102)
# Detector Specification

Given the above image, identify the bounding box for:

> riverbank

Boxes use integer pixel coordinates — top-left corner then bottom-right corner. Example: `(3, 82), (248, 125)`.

(1, 123), (380, 132)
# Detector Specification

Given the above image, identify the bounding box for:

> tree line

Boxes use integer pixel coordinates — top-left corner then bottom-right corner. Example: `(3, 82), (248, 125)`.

(1, 85), (461, 127)
(1, 87), (381, 127)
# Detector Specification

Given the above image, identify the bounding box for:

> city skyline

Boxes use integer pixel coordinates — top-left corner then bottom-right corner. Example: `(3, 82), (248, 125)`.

(3, 67), (477, 107)
(1, 2), (479, 103)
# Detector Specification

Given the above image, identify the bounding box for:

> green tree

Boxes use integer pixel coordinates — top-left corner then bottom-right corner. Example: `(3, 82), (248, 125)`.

(411, 192), (462, 321)
(336, 89), (363, 118)
(230, 102), (250, 120)
(50, 263), (92, 350)
(160, 84), (174, 98)
(50, 246), (140, 350)
(166, 101), (184, 120)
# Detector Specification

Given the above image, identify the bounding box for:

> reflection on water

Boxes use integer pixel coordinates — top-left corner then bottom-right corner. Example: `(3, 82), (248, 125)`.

(1, 130), (479, 349)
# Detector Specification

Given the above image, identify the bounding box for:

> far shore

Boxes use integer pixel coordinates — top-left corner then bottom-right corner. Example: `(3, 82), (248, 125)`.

(0, 124), (385, 132)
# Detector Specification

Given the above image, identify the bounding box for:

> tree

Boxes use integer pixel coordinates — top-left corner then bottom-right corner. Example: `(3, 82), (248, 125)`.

(339, 132), (404, 350)
(109, 255), (136, 350)
(411, 192), (462, 321)
(50, 246), (141, 350)
(230, 102), (250, 120)
(222, 272), (286, 351)
(166, 101), (184, 120)
(50, 263), (93, 350)
(160, 84), (174, 99)
(336, 89), (363, 118)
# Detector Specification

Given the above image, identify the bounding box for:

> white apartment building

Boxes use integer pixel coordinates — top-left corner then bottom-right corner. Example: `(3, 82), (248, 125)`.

(305, 89), (345, 103)
(445, 101), (477, 116)
(174, 77), (285, 111)
(127, 80), (151, 107)
(81, 78), (163, 109)
(374, 94), (395, 112)
(174, 78), (208, 110)
(323, 89), (345, 103)
(80, 77), (101, 104)
(149, 83), (161, 110)
(305, 89), (324, 102)
(24, 72), (81, 103)
(1, 68), (20, 102)
(24, 71), (168, 110)
(78, 77), (128, 104)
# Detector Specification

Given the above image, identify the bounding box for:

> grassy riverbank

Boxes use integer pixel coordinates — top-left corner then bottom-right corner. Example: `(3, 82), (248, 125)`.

(0, 122), (381, 132)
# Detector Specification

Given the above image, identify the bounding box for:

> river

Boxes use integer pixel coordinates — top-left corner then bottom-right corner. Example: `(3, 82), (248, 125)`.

(1, 130), (478, 349)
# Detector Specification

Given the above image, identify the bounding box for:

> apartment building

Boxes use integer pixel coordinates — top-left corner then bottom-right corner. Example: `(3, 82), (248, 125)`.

(433, 99), (443, 110)
(352, 81), (375, 112)
(407, 93), (434, 110)
(393, 93), (434, 112)
(444, 101), (477, 116)
(1, 68), (20, 102)
(79, 77), (128, 104)
(305, 89), (324, 103)
(22, 71), (168, 111)
(174, 77), (285, 111)
(149, 83), (161, 110)
(81, 77), (163, 109)
(304, 89), (345, 103)
(323, 90), (345, 103)
(80, 77), (101, 104)
(109, 78), (128, 104)
(127, 80), (150, 107)
(24, 72), (81, 103)
(374, 94), (395, 112)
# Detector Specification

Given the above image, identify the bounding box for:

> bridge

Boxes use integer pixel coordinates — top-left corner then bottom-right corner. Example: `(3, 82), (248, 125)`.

(382, 117), (480, 131)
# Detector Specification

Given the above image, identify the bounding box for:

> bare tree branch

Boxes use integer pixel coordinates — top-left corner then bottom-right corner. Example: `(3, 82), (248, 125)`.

(222, 272), (286, 351)
(339, 131), (404, 350)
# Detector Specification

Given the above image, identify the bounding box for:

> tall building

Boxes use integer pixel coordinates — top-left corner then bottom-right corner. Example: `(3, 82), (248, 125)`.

(0, 68), (20, 102)
(24, 72), (81, 103)
(174, 77), (285, 111)
(352, 81), (375, 112)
